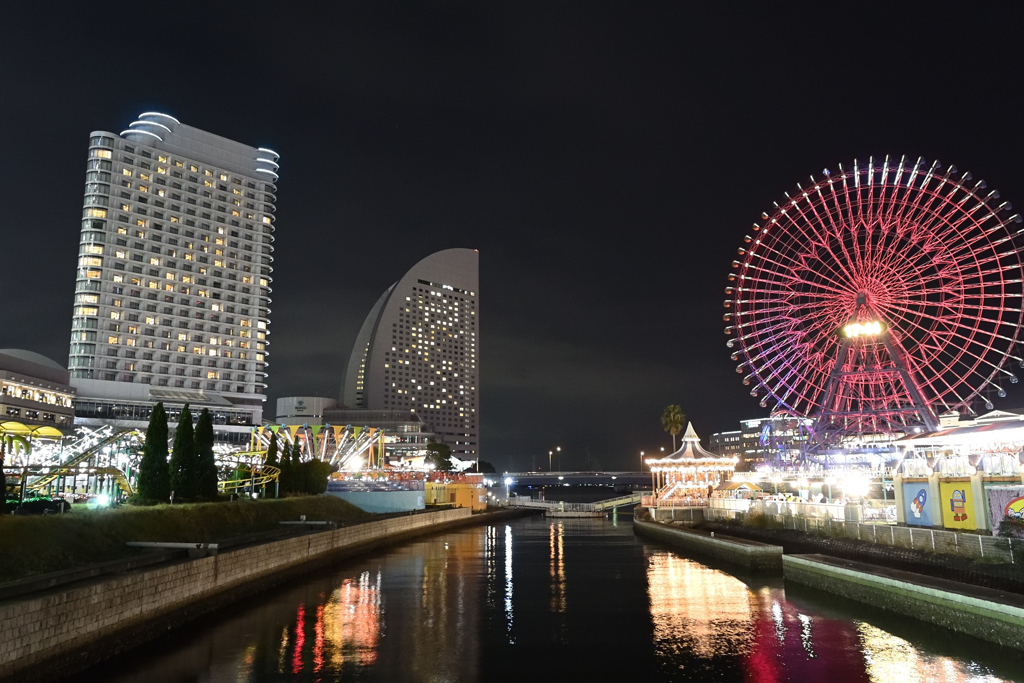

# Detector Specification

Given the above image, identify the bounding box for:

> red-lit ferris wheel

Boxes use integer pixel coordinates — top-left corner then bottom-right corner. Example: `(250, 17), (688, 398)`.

(726, 156), (1024, 444)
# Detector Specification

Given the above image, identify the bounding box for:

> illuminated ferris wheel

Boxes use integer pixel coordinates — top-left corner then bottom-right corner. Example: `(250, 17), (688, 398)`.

(725, 156), (1024, 444)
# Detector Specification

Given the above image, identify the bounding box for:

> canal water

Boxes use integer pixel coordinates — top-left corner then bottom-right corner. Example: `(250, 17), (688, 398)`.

(84, 515), (1024, 682)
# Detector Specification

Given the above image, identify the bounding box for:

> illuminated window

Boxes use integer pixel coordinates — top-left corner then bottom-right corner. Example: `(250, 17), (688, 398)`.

(91, 149), (112, 159)
(84, 244), (104, 255)
(108, 335), (120, 344)
(85, 208), (107, 218)
(122, 169), (132, 176)
(85, 269), (102, 278)
(110, 311), (122, 320)
(149, 257), (160, 265)
(116, 250), (127, 259)
(126, 338), (137, 346)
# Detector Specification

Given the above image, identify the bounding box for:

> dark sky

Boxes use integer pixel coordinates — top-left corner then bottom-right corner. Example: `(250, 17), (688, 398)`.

(4, 3), (1024, 471)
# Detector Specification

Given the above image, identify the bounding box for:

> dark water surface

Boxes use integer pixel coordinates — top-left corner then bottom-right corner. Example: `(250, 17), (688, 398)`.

(87, 516), (1024, 682)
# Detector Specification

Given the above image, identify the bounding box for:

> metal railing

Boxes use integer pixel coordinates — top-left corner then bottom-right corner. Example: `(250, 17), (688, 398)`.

(704, 507), (1019, 563)
(641, 496), (709, 508)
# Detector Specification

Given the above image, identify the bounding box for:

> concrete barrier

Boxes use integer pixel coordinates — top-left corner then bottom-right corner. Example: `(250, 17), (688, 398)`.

(649, 506), (704, 523)
(0, 507), (482, 682)
(783, 554), (1024, 650)
(633, 519), (782, 571)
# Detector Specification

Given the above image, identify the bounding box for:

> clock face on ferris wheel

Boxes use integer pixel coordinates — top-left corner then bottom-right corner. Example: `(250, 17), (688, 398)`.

(725, 156), (1024, 430)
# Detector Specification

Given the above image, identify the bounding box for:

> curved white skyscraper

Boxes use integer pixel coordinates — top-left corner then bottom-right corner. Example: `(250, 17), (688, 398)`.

(343, 249), (479, 459)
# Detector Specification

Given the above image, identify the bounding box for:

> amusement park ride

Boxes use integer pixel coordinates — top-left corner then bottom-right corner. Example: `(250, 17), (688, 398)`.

(727, 156), (1024, 466)
(1, 421), (388, 503)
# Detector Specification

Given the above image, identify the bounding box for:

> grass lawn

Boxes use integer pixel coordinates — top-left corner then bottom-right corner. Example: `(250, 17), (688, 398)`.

(0, 496), (369, 584)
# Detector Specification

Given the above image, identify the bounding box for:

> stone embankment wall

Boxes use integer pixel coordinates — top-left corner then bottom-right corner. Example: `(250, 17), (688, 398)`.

(634, 519), (782, 571)
(0, 507), (473, 682)
(783, 554), (1024, 651)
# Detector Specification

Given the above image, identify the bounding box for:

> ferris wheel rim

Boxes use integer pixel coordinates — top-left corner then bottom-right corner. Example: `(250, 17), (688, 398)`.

(726, 155), (1024, 421)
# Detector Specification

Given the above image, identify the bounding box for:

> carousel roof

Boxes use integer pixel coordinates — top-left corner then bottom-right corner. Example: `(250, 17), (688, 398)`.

(646, 423), (737, 467)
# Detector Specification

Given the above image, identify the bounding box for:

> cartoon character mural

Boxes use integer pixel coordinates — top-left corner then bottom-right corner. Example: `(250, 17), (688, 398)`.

(939, 481), (976, 530)
(986, 486), (1024, 536)
(949, 489), (968, 522)
(903, 483), (932, 527)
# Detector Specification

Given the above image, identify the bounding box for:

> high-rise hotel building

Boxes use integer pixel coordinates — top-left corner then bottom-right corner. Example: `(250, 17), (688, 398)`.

(342, 249), (479, 460)
(69, 112), (278, 440)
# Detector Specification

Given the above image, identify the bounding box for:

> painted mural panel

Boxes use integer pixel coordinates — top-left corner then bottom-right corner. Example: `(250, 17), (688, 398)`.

(902, 482), (932, 527)
(986, 485), (1024, 536)
(938, 481), (976, 530)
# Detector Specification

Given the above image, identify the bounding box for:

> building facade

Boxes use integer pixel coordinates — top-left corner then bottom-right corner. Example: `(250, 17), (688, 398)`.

(342, 249), (479, 460)
(276, 396), (339, 426)
(0, 350), (76, 430)
(709, 429), (743, 459)
(68, 112), (278, 441)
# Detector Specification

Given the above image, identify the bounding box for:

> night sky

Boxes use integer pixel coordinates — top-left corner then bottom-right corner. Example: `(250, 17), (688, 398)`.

(5, 4), (1024, 471)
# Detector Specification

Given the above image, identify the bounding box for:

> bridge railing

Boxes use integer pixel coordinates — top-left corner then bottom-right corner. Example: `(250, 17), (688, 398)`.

(641, 496), (709, 508)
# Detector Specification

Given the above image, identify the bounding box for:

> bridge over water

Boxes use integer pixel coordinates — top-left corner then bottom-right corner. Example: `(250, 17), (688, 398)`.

(501, 471), (652, 488)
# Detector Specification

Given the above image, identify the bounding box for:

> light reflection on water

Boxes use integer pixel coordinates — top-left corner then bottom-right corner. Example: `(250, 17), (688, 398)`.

(645, 548), (1015, 682)
(83, 517), (1021, 683)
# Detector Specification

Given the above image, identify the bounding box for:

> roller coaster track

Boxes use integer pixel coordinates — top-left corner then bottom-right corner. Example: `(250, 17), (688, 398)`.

(217, 450), (280, 493)
(26, 428), (144, 492)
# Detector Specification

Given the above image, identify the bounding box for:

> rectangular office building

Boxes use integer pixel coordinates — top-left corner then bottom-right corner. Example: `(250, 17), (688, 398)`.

(69, 112), (279, 440)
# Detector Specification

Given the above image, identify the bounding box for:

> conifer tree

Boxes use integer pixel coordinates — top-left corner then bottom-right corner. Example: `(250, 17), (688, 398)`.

(169, 404), (198, 501)
(136, 402), (171, 503)
(0, 439), (8, 514)
(264, 431), (280, 497)
(194, 408), (219, 500)
(292, 439), (304, 493)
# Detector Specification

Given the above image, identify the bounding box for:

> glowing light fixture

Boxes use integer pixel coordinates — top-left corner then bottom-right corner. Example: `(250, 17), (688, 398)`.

(843, 320), (884, 338)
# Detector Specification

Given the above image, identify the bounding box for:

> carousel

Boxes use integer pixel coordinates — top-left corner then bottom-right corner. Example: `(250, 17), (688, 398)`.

(646, 423), (738, 501)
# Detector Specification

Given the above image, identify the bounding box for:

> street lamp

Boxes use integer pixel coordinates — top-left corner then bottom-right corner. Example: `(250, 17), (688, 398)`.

(556, 446), (562, 471)
(549, 450), (553, 472)
(640, 451), (645, 471)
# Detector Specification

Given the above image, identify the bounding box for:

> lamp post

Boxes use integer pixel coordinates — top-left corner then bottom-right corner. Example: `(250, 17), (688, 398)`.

(556, 446), (562, 472)
(549, 450), (553, 472)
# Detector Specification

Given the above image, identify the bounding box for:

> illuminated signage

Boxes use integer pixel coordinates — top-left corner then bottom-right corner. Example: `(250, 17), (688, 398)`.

(842, 320), (885, 338)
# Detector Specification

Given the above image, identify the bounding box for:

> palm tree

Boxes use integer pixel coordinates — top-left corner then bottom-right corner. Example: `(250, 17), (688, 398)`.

(660, 405), (685, 451)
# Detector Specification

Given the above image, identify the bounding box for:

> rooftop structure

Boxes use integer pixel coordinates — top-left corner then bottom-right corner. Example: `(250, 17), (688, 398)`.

(276, 396), (338, 426)
(0, 350), (76, 431)
(68, 113), (278, 442)
(342, 249), (478, 460)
